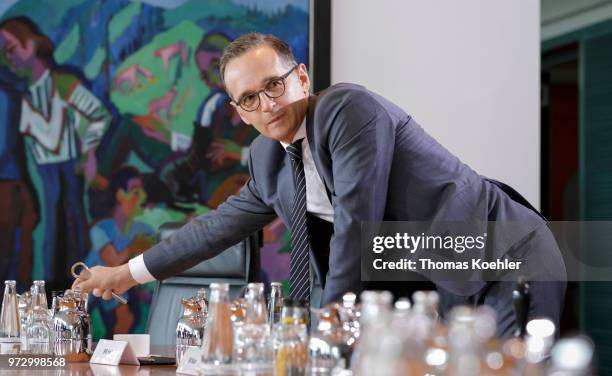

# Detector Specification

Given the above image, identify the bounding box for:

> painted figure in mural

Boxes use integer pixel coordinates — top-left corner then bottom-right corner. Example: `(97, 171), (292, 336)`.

(113, 64), (154, 94)
(85, 166), (154, 336)
(96, 40), (191, 180)
(161, 31), (258, 207)
(0, 17), (111, 285)
(0, 72), (37, 290)
(154, 41), (189, 72)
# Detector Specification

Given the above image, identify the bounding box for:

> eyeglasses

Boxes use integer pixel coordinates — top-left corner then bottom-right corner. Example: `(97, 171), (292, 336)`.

(232, 65), (298, 112)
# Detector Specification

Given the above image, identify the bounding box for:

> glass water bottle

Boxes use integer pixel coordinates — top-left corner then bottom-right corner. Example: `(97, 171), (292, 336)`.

(26, 281), (52, 354)
(268, 282), (283, 325)
(0, 280), (20, 341)
(201, 283), (233, 365)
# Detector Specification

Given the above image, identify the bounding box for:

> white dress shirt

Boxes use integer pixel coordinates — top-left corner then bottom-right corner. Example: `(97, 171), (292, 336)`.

(129, 118), (335, 283)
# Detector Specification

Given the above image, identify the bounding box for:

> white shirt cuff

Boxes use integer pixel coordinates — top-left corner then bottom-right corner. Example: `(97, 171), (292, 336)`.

(128, 255), (157, 284)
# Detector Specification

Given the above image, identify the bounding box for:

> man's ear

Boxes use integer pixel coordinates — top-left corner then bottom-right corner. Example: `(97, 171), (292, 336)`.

(297, 63), (310, 94)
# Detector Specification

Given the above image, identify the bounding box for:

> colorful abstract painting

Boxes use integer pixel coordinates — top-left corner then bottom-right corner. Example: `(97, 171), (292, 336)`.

(0, 0), (307, 339)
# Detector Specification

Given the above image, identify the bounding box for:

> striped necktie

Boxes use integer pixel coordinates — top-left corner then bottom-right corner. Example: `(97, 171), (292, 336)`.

(286, 139), (311, 302)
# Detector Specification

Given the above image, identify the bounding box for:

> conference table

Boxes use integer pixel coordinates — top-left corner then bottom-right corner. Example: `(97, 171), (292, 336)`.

(1, 345), (179, 375)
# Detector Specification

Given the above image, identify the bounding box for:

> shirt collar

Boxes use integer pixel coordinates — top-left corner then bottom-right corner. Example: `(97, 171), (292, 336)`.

(29, 69), (50, 91)
(280, 117), (307, 150)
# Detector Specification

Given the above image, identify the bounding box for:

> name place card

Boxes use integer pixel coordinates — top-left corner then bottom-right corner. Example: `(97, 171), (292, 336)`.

(90, 339), (140, 366)
(176, 347), (205, 375)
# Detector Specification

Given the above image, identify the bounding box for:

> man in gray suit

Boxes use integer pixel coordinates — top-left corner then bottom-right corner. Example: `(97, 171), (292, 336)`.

(75, 33), (566, 336)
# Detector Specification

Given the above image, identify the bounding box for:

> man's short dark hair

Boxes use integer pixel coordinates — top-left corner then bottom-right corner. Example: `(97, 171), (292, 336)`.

(219, 32), (296, 85)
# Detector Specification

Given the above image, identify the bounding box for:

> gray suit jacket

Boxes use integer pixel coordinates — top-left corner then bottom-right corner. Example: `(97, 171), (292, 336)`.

(143, 83), (550, 306)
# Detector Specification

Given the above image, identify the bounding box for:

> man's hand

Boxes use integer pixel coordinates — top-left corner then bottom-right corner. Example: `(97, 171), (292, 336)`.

(72, 263), (138, 300)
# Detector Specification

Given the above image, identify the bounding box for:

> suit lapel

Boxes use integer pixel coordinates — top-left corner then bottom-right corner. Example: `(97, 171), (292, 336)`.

(305, 94), (333, 203)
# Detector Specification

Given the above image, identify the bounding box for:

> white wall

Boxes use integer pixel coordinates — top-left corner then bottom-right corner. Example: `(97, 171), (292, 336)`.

(331, 0), (541, 208)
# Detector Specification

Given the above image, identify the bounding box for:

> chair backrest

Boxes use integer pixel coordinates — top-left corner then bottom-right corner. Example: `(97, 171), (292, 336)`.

(146, 222), (260, 346)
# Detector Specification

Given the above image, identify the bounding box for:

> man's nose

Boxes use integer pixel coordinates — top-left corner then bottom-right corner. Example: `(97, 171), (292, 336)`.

(259, 92), (277, 112)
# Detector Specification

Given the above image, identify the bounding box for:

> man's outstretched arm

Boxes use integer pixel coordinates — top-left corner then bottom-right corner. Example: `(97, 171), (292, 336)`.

(75, 159), (276, 299)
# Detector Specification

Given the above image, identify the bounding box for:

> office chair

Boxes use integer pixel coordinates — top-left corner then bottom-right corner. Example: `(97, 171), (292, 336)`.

(146, 222), (260, 346)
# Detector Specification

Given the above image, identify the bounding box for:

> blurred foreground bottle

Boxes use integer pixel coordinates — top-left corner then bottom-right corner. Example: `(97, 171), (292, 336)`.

(18, 291), (30, 344)
(27, 280), (52, 354)
(524, 318), (557, 375)
(309, 303), (349, 374)
(547, 336), (594, 376)
(276, 298), (308, 376)
(351, 291), (401, 376)
(201, 283), (233, 365)
(268, 282), (283, 325)
(292, 299), (309, 326)
(0, 280), (20, 341)
(338, 292), (360, 363)
(234, 283), (273, 372)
